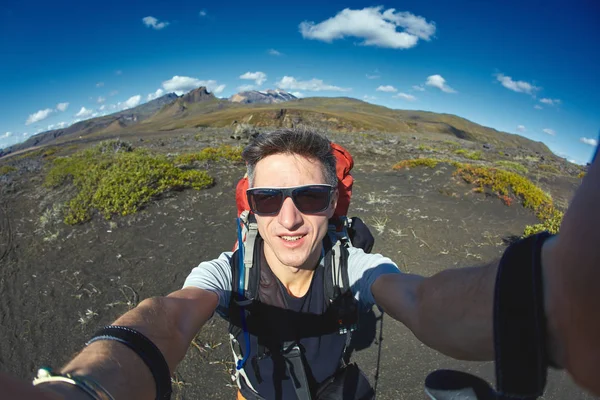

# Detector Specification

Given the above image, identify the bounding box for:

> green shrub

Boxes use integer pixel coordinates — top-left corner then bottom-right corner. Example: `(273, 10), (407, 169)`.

(538, 164), (560, 174)
(418, 144), (434, 152)
(453, 163), (563, 235)
(454, 164), (551, 211)
(454, 149), (482, 160)
(44, 142), (214, 224)
(393, 158), (440, 169)
(495, 161), (529, 175)
(175, 145), (243, 165)
(577, 171), (586, 179)
(43, 148), (58, 158)
(0, 165), (17, 175)
(524, 207), (563, 236)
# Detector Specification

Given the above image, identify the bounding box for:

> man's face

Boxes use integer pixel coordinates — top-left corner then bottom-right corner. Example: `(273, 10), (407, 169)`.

(252, 153), (338, 271)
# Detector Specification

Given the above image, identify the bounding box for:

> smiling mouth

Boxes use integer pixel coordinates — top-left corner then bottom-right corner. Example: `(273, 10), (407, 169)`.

(280, 235), (306, 242)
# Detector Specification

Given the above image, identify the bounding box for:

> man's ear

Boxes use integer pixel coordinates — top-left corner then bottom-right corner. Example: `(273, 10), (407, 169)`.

(327, 189), (339, 218)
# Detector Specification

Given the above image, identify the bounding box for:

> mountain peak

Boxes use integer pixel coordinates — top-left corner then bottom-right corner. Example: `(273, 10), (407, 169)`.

(229, 89), (296, 104)
(181, 86), (216, 103)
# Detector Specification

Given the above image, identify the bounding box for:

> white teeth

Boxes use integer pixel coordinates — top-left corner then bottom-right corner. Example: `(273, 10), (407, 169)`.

(282, 236), (303, 241)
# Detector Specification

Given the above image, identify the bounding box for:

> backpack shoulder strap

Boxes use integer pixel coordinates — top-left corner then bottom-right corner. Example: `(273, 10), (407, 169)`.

(324, 223), (351, 302)
(229, 212), (261, 335)
(232, 211), (260, 300)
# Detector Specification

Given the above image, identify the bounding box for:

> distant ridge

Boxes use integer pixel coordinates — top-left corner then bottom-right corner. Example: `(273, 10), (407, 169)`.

(229, 89), (296, 104)
(1, 88), (555, 160)
(1, 92), (179, 155)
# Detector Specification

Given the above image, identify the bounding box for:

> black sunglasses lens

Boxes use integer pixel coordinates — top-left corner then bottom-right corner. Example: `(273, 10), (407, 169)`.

(294, 186), (331, 213)
(249, 190), (283, 214)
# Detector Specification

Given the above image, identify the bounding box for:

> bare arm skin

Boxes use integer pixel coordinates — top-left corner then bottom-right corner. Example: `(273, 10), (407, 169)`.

(38, 287), (218, 399)
(373, 149), (600, 396)
(372, 262), (497, 361)
(541, 152), (600, 395)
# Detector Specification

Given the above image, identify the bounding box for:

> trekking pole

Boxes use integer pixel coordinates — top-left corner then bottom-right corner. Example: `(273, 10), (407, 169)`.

(372, 307), (384, 400)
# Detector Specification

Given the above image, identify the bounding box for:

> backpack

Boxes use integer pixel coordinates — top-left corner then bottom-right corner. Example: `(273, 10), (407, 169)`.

(227, 143), (376, 399)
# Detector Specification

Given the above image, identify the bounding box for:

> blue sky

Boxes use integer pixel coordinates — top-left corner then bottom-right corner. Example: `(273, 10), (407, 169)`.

(1, 0), (598, 164)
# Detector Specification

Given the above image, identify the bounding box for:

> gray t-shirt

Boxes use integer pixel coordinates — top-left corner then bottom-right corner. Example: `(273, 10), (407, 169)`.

(183, 246), (400, 316)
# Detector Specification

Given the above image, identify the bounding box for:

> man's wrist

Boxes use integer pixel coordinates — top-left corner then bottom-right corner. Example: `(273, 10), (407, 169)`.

(60, 339), (156, 400)
(36, 381), (96, 400)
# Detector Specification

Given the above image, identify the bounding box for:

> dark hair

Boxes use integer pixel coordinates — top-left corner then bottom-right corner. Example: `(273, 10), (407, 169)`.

(242, 128), (337, 187)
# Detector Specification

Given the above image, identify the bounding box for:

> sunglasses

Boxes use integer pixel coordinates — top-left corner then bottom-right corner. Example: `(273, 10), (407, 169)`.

(246, 184), (334, 216)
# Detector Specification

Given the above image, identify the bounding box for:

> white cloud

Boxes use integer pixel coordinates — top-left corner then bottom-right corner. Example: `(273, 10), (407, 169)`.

(96, 82), (104, 88)
(394, 92), (416, 101)
(268, 49), (283, 56)
(237, 84), (256, 92)
(213, 85), (226, 95)
(412, 85), (425, 91)
(534, 105), (543, 110)
(516, 125), (526, 132)
(291, 92), (304, 98)
(161, 76), (199, 93)
(276, 76), (350, 92)
(75, 107), (94, 118)
(142, 16), (169, 30)
(540, 98), (561, 106)
(543, 128), (556, 136)
(240, 71), (267, 85)
(56, 102), (69, 112)
(97, 96), (106, 104)
(376, 85), (397, 93)
(22, 132), (29, 137)
(495, 73), (539, 95)
(2, 132), (12, 138)
(366, 74), (380, 79)
(425, 75), (456, 93)
(300, 6), (435, 49)
(147, 88), (164, 101)
(109, 90), (119, 96)
(47, 122), (68, 130)
(26, 108), (54, 125)
(161, 75), (225, 95)
(99, 105), (106, 111)
(580, 137), (598, 147)
(199, 10), (207, 17)
(115, 70), (123, 75)
(120, 95), (142, 110)
(363, 95), (377, 100)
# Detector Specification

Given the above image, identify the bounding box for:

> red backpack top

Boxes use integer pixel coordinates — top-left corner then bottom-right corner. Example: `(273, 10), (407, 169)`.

(235, 142), (354, 218)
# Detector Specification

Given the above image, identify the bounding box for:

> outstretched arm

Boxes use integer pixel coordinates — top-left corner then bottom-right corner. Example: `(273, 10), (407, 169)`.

(373, 146), (600, 395)
(372, 260), (497, 361)
(38, 287), (218, 399)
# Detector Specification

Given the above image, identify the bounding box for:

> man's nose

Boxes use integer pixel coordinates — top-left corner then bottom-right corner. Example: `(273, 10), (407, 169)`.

(277, 196), (303, 230)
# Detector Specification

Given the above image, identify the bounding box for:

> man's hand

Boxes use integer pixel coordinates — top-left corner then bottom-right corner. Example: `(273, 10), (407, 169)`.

(40, 287), (218, 400)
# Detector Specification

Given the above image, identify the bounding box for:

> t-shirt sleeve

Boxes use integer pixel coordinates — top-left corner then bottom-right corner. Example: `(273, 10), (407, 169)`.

(346, 246), (401, 309)
(182, 252), (233, 316)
